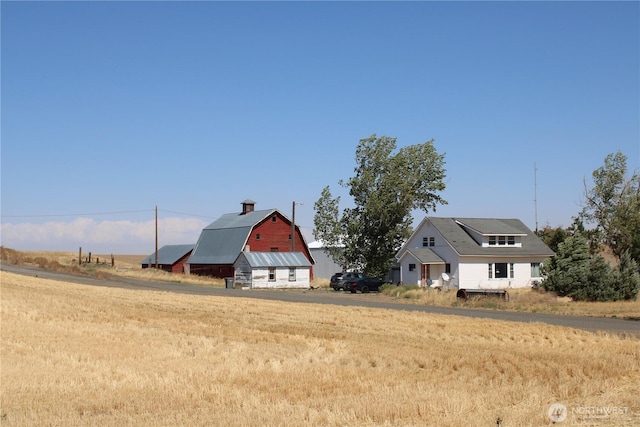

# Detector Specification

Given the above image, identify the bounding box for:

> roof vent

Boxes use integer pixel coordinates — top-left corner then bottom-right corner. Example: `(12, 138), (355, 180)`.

(241, 199), (256, 215)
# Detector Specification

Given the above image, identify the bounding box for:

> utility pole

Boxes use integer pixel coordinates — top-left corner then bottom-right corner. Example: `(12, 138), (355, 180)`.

(155, 205), (158, 268)
(291, 201), (303, 252)
(534, 162), (539, 233)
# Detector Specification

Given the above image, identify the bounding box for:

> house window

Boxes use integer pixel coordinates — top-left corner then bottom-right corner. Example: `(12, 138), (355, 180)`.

(489, 263), (510, 279)
(271, 216), (277, 222)
(494, 263), (508, 278)
(445, 263), (451, 274)
(409, 263), (416, 272)
(289, 268), (296, 281)
(510, 263), (514, 278)
(531, 262), (541, 278)
(489, 236), (516, 246)
(422, 237), (435, 247)
(268, 267), (276, 281)
(289, 234), (293, 240)
(270, 247), (278, 252)
(256, 233), (261, 240)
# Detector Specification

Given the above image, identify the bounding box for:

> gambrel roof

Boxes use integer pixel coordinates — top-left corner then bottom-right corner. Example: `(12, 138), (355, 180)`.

(188, 208), (277, 265)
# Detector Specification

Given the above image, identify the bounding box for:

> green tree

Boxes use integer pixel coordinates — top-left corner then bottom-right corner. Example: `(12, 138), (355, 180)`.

(313, 134), (447, 279)
(543, 232), (639, 301)
(580, 151), (640, 264)
(536, 225), (568, 253)
(543, 233), (590, 297)
(614, 251), (640, 300)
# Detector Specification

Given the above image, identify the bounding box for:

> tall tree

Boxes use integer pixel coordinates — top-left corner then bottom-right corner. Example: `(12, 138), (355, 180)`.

(580, 151), (640, 264)
(313, 134), (447, 279)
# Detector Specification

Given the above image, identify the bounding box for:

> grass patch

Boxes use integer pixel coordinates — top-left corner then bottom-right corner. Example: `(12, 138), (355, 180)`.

(380, 281), (640, 319)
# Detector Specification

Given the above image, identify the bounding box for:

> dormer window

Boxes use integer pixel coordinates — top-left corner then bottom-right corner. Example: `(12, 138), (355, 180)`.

(488, 236), (518, 246)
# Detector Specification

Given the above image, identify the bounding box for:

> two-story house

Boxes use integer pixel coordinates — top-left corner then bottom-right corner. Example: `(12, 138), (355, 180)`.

(395, 217), (554, 289)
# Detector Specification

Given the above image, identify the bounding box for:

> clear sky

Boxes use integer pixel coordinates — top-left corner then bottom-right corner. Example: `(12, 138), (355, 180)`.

(1, 1), (639, 255)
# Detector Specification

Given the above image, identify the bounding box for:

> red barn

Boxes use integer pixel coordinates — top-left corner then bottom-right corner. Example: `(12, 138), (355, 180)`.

(187, 200), (314, 278)
(141, 244), (194, 274)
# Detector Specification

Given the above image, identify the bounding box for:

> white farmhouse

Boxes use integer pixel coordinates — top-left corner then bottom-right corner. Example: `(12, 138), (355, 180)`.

(395, 217), (554, 290)
(233, 251), (312, 289)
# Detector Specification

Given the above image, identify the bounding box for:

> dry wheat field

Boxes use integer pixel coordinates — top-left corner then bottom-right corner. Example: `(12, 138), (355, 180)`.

(1, 271), (639, 426)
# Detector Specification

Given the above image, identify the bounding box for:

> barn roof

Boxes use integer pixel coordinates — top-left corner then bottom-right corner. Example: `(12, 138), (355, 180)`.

(140, 244), (194, 265)
(236, 252), (312, 268)
(188, 208), (278, 265)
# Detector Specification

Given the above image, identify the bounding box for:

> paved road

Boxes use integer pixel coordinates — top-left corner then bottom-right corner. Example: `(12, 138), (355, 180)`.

(2, 262), (639, 338)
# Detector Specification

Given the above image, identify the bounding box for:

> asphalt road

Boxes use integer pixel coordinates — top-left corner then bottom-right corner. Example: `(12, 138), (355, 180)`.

(2, 262), (639, 338)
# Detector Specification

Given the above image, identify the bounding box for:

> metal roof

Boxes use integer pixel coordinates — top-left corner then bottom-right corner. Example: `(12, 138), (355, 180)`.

(203, 209), (277, 230)
(188, 209), (279, 265)
(237, 251), (312, 268)
(428, 217), (554, 257)
(140, 244), (194, 265)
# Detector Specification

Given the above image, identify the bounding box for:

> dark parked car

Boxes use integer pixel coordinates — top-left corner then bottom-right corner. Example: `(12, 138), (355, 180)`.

(345, 276), (384, 293)
(330, 272), (365, 291)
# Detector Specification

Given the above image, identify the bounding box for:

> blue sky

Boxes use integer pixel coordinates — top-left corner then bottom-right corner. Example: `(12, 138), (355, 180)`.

(2, 1), (639, 254)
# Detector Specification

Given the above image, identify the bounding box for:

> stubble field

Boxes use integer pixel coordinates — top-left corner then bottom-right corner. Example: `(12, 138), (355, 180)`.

(1, 271), (639, 426)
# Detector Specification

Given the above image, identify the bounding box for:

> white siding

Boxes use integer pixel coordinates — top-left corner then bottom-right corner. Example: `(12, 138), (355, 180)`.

(239, 266), (310, 289)
(458, 256), (547, 289)
(397, 218), (551, 290)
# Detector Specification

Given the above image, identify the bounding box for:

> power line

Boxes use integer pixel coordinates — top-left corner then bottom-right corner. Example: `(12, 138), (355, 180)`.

(0, 209), (154, 218)
(158, 209), (217, 219)
(1, 208), (219, 220)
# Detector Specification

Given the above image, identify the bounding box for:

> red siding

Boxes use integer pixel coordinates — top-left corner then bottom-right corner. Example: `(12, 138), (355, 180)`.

(171, 252), (192, 274)
(190, 211), (315, 280)
(190, 264), (235, 278)
(248, 212), (314, 279)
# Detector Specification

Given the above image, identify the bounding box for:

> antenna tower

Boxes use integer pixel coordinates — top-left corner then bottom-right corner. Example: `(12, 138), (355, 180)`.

(534, 162), (539, 233)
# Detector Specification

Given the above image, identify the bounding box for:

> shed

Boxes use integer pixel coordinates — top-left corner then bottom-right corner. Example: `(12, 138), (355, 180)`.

(141, 244), (194, 274)
(308, 240), (343, 280)
(233, 251), (312, 289)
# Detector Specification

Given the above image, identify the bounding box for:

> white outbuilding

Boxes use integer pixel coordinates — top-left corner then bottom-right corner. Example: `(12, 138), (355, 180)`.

(233, 251), (312, 289)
